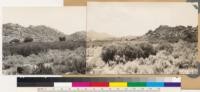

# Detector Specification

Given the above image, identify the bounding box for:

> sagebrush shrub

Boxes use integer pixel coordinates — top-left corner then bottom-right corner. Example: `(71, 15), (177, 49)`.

(47, 48), (86, 74)
(156, 42), (173, 53)
(32, 63), (53, 74)
(101, 43), (117, 63)
(124, 45), (144, 61)
(65, 52), (86, 74)
(138, 43), (156, 58)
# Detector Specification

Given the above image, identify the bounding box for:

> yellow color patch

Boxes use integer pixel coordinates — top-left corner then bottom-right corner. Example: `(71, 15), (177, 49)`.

(109, 82), (127, 87)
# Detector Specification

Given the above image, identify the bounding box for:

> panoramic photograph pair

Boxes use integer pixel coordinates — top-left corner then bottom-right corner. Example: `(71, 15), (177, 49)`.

(2, 2), (199, 75)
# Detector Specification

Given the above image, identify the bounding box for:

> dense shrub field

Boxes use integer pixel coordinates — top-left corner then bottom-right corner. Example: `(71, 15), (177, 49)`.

(3, 39), (86, 75)
(87, 40), (198, 74)
(3, 41), (86, 57)
(101, 42), (156, 64)
(3, 47), (86, 75)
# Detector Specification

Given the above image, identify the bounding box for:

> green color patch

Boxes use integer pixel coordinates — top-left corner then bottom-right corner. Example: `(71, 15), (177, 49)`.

(128, 82), (146, 87)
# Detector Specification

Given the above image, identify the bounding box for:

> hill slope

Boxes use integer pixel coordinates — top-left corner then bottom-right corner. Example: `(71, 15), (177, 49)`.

(144, 25), (197, 43)
(68, 31), (86, 41)
(3, 23), (86, 43)
(3, 23), (67, 43)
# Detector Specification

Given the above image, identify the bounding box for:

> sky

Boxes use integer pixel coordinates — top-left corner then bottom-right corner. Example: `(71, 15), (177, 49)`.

(3, 7), (86, 35)
(87, 2), (198, 37)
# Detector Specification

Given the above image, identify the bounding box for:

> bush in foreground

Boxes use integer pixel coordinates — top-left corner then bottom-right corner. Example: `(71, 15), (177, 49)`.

(101, 42), (156, 64)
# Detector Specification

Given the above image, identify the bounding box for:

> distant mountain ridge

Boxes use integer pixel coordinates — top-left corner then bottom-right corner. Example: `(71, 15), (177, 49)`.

(3, 23), (85, 43)
(87, 31), (115, 41)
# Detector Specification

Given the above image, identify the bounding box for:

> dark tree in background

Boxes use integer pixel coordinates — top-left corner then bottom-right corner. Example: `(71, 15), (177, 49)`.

(24, 37), (33, 43)
(59, 37), (66, 41)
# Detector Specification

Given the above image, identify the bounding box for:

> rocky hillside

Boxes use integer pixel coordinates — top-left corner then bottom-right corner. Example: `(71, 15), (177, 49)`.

(3, 23), (85, 43)
(144, 25), (198, 43)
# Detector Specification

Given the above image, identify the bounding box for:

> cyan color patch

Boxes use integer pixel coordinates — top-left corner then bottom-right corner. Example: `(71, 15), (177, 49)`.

(146, 82), (164, 87)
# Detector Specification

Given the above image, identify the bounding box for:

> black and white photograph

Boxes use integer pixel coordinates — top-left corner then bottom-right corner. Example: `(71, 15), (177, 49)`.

(2, 7), (87, 75)
(86, 2), (199, 74)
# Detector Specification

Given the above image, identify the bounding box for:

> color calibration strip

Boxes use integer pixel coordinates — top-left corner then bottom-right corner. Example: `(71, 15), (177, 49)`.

(53, 82), (180, 87)
(17, 77), (181, 87)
